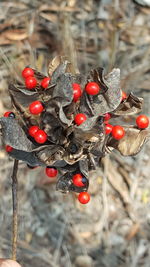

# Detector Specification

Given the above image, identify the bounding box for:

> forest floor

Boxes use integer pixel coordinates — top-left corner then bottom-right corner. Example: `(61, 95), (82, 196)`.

(0, 0), (150, 266)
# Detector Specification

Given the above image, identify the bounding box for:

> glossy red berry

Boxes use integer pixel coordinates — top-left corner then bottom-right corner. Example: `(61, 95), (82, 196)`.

(72, 174), (86, 187)
(45, 167), (58, 178)
(34, 130), (47, 144)
(136, 115), (149, 129)
(25, 76), (37, 89)
(78, 192), (90, 204)
(22, 67), (34, 79)
(41, 77), (51, 89)
(74, 113), (87, 126)
(105, 124), (113, 135)
(4, 111), (15, 118)
(122, 91), (127, 101)
(28, 125), (39, 137)
(4, 111), (11, 117)
(85, 82), (100, 95)
(104, 113), (111, 122)
(29, 101), (44, 115)
(72, 83), (82, 102)
(5, 145), (13, 152)
(111, 125), (125, 140)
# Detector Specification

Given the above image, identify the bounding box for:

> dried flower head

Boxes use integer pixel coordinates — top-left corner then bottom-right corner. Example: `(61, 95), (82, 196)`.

(0, 57), (149, 200)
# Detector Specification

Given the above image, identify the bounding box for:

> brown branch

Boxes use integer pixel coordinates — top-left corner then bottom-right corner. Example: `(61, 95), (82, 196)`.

(11, 159), (19, 261)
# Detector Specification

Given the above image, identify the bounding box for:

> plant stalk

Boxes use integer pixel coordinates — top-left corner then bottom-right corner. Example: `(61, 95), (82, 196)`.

(11, 159), (19, 261)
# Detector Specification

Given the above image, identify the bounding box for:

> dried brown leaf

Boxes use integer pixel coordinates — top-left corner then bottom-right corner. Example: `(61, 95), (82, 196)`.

(74, 116), (104, 145)
(112, 93), (143, 116)
(4, 29), (28, 41)
(107, 126), (150, 156)
(50, 60), (70, 83)
(10, 149), (41, 166)
(0, 118), (33, 151)
(48, 56), (62, 77)
(9, 84), (38, 108)
(56, 171), (89, 193)
(126, 223), (140, 241)
(0, 34), (13, 45)
(40, 12), (58, 23)
(80, 68), (122, 116)
(38, 4), (79, 12)
(34, 145), (65, 166)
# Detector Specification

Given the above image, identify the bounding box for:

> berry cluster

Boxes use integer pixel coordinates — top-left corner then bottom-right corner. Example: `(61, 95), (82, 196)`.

(1, 60), (149, 204)
(28, 126), (47, 144)
(104, 113), (149, 139)
(22, 67), (50, 90)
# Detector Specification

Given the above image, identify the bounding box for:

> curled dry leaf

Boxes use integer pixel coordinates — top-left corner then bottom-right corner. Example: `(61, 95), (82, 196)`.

(107, 126), (150, 156)
(48, 56), (62, 77)
(50, 59), (69, 83)
(34, 145), (65, 166)
(56, 171), (89, 193)
(40, 12), (58, 24)
(74, 116), (104, 145)
(9, 84), (38, 108)
(79, 159), (89, 178)
(77, 116), (100, 132)
(112, 93), (143, 116)
(52, 73), (74, 105)
(80, 68), (122, 116)
(63, 143), (84, 165)
(4, 29), (28, 41)
(32, 69), (46, 80)
(0, 118), (33, 152)
(41, 107), (69, 144)
(10, 149), (42, 166)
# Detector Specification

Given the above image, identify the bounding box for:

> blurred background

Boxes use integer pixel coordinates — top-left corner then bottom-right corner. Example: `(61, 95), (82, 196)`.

(0, 0), (150, 266)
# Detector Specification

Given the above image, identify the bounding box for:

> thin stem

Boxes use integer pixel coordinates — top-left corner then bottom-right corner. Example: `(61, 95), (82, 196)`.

(11, 159), (19, 261)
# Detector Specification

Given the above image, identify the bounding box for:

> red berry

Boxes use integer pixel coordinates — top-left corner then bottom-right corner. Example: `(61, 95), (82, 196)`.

(25, 76), (37, 89)
(122, 91), (127, 101)
(74, 113), (87, 126)
(22, 67), (34, 79)
(34, 130), (47, 144)
(78, 192), (90, 204)
(105, 124), (113, 135)
(28, 125), (39, 137)
(41, 77), (51, 89)
(104, 113), (111, 121)
(136, 115), (149, 129)
(111, 125), (125, 140)
(4, 111), (15, 118)
(5, 145), (13, 152)
(45, 167), (58, 178)
(72, 83), (82, 102)
(29, 101), (44, 115)
(72, 174), (86, 187)
(85, 82), (100, 95)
